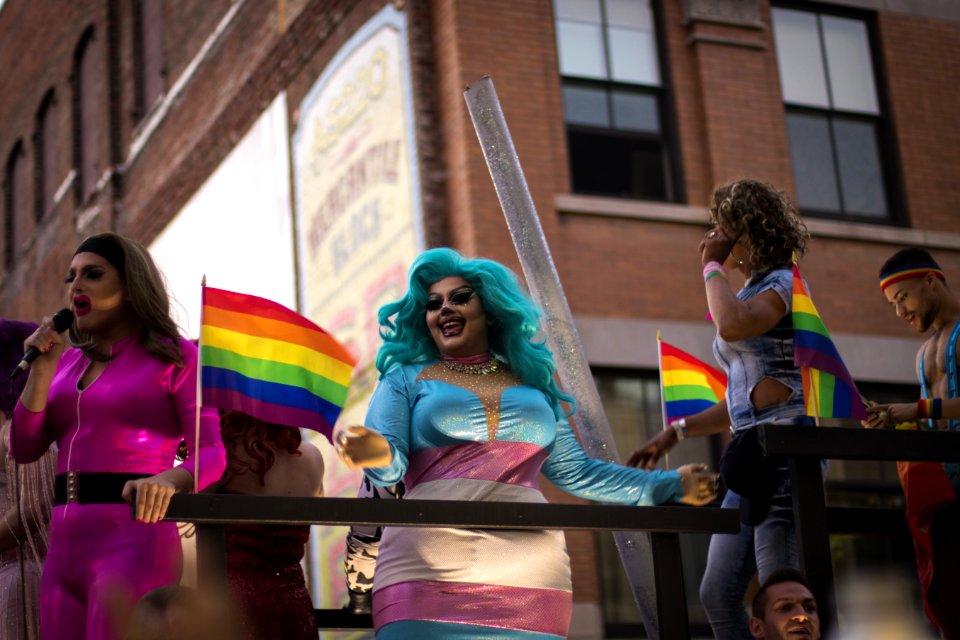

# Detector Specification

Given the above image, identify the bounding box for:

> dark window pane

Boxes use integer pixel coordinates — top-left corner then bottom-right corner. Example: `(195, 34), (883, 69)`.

(5, 144), (25, 268)
(562, 85), (610, 127)
(79, 34), (100, 199)
(137, 0), (165, 111)
(555, 0), (676, 202)
(611, 90), (659, 133)
(786, 112), (841, 213)
(39, 95), (58, 216)
(833, 118), (887, 218)
(568, 129), (667, 199)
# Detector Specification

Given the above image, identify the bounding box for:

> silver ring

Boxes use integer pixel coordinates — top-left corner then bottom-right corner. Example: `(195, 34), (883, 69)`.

(708, 231), (717, 238)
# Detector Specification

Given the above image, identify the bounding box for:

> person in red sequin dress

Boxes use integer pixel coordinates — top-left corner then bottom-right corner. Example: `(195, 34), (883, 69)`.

(211, 411), (324, 640)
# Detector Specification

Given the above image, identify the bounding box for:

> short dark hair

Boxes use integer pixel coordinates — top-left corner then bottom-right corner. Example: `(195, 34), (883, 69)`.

(752, 568), (812, 619)
(879, 248), (942, 281)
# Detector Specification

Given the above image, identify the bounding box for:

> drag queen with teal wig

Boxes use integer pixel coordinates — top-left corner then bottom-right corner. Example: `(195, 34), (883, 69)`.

(337, 248), (716, 639)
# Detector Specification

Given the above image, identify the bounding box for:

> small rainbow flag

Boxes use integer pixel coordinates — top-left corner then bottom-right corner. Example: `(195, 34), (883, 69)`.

(658, 335), (727, 424)
(792, 263), (867, 420)
(200, 286), (357, 442)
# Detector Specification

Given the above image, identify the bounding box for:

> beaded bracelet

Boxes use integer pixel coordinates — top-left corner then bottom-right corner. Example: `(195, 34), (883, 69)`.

(916, 398), (942, 420)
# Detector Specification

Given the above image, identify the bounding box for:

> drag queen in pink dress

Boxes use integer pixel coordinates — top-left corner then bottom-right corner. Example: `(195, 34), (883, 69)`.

(13, 233), (225, 640)
(337, 248), (717, 639)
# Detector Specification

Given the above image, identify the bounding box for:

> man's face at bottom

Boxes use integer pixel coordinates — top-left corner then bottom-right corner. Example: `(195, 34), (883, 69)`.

(750, 582), (820, 639)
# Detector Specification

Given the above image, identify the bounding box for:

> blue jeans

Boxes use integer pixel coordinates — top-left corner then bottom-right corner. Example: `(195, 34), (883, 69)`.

(699, 465), (798, 640)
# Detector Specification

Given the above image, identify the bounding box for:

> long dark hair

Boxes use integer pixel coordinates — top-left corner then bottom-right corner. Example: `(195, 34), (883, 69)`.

(69, 232), (183, 365)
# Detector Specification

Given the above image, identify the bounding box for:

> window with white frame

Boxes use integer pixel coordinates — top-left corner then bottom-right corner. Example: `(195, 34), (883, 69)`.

(772, 5), (898, 221)
(553, 0), (679, 201)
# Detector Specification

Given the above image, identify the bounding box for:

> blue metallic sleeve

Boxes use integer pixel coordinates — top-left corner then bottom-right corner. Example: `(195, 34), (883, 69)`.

(542, 419), (683, 506)
(362, 367), (413, 487)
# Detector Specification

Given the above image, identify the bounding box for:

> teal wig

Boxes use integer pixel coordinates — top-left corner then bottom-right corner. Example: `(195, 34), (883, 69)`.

(375, 248), (575, 417)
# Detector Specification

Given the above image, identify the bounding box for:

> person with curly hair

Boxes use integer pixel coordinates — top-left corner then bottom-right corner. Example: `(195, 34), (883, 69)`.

(629, 179), (812, 640)
(209, 410), (324, 640)
(336, 247), (717, 639)
(12, 232), (226, 640)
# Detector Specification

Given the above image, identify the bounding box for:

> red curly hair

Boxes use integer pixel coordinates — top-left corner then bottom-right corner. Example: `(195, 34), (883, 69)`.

(220, 411), (302, 486)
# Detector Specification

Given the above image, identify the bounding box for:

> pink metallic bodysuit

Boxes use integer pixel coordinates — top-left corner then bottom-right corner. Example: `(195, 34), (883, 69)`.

(12, 336), (225, 640)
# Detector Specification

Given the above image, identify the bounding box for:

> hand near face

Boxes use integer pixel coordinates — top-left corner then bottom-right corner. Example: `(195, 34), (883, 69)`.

(677, 464), (719, 506)
(335, 426), (393, 469)
(698, 227), (739, 267)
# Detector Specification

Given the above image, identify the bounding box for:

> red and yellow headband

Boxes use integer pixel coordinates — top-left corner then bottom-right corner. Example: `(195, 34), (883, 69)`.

(879, 265), (945, 292)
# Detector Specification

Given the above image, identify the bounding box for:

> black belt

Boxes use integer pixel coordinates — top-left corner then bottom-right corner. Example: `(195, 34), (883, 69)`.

(54, 472), (152, 506)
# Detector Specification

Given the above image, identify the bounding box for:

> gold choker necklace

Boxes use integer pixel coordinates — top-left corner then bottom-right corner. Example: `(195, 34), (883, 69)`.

(440, 359), (502, 376)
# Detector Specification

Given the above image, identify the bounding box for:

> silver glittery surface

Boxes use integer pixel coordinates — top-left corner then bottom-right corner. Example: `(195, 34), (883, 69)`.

(464, 76), (660, 638)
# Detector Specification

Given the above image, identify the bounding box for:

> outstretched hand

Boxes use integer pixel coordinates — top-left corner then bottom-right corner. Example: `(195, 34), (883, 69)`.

(677, 464), (719, 506)
(627, 428), (677, 470)
(335, 426), (393, 469)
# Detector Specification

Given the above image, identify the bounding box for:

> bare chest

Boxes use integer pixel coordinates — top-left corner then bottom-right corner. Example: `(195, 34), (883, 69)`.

(922, 330), (960, 397)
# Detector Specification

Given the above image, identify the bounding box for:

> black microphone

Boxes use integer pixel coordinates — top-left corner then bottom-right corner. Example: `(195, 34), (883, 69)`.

(11, 308), (75, 379)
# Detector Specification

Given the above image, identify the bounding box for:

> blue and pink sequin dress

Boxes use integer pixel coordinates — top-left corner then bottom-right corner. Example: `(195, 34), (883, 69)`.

(363, 361), (682, 639)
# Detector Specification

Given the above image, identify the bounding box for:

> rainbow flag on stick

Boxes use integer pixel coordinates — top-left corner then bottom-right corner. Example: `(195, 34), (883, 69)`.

(792, 263), (867, 420)
(200, 286), (357, 442)
(658, 333), (727, 424)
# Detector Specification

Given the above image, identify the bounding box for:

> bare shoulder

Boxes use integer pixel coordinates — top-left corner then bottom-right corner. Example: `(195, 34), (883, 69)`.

(295, 440), (325, 497)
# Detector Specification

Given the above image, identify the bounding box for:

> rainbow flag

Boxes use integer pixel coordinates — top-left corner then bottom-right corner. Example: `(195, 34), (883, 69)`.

(200, 286), (357, 442)
(658, 336), (727, 423)
(792, 263), (867, 420)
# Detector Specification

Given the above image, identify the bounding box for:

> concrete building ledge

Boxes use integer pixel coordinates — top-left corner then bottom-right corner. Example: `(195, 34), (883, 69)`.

(556, 194), (960, 251)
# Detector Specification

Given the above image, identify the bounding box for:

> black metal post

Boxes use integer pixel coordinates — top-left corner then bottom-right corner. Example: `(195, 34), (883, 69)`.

(195, 522), (226, 593)
(651, 532), (689, 640)
(788, 456), (837, 633)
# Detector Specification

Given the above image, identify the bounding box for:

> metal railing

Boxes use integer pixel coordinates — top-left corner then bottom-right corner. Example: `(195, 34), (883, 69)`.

(165, 495), (740, 639)
(757, 424), (960, 633)
(163, 424), (959, 638)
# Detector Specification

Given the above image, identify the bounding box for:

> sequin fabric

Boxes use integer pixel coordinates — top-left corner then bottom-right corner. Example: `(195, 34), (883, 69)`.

(418, 361), (519, 440)
(363, 361), (684, 639)
(224, 522), (316, 640)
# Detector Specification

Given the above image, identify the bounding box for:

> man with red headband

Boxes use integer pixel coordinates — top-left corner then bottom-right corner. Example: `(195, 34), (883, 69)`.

(864, 247), (960, 638)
